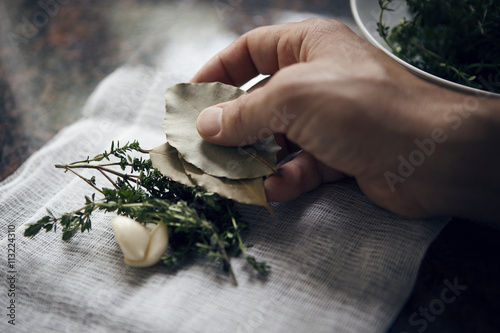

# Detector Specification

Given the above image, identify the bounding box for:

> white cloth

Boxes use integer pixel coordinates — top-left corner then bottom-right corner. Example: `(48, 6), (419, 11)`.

(0, 6), (448, 333)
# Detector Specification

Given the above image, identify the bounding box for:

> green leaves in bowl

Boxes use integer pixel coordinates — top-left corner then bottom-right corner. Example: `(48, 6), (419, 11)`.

(378, 0), (500, 93)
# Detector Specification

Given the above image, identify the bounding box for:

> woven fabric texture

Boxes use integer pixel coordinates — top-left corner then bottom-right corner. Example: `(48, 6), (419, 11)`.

(0, 8), (448, 333)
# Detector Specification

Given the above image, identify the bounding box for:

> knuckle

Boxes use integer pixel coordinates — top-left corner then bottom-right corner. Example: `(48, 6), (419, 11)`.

(304, 18), (351, 42)
(223, 97), (247, 138)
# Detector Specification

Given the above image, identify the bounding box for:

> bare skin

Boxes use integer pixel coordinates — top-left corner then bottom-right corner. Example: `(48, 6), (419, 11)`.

(191, 19), (500, 222)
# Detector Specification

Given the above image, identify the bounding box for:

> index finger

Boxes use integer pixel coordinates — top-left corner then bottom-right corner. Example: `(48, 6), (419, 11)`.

(190, 22), (302, 86)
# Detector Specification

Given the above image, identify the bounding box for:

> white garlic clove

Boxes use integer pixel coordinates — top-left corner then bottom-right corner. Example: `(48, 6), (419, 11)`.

(124, 223), (169, 267)
(112, 216), (151, 261)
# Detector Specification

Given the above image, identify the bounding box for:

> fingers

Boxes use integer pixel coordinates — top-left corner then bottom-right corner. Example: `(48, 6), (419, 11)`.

(264, 151), (346, 202)
(196, 77), (291, 146)
(190, 22), (303, 86)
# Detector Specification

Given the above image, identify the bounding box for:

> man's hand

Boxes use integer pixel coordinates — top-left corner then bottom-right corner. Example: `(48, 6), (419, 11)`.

(191, 19), (500, 222)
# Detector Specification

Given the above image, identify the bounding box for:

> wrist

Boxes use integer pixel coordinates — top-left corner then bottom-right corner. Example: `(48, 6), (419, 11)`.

(422, 92), (500, 222)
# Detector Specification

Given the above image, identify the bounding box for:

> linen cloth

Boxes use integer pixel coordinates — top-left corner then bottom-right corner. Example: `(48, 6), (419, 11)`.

(0, 7), (448, 333)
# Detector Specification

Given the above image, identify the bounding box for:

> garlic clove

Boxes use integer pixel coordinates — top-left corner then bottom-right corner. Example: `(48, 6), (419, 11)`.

(111, 216), (151, 261)
(124, 223), (169, 267)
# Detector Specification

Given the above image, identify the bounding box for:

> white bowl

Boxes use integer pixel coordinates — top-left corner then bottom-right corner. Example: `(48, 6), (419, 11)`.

(350, 0), (499, 97)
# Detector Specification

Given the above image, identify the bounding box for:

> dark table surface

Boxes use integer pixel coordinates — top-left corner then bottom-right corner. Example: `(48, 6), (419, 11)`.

(1, 1), (498, 332)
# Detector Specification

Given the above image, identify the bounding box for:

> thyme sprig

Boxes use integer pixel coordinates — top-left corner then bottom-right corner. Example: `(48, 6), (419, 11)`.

(24, 141), (269, 284)
(377, 0), (500, 93)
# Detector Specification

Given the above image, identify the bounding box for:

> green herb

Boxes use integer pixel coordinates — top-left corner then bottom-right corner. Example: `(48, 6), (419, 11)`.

(377, 0), (500, 93)
(24, 141), (269, 285)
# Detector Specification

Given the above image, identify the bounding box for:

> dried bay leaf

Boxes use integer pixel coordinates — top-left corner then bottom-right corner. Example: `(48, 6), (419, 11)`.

(163, 82), (280, 179)
(180, 157), (271, 212)
(149, 143), (272, 212)
(149, 142), (195, 188)
(154, 82), (279, 212)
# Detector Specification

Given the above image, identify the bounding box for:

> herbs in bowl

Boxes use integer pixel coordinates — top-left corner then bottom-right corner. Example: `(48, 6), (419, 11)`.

(377, 0), (500, 94)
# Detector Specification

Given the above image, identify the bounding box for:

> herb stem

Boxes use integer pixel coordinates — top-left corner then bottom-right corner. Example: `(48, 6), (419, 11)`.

(66, 167), (104, 194)
(99, 168), (119, 190)
(228, 205), (246, 256)
(56, 164), (140, 183)
(218, 238), (238, 286)
(378, 0), (398, 54)
(408, 40), (442, 61)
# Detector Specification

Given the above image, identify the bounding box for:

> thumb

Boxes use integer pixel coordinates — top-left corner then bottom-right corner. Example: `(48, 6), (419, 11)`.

(196, 85), (289, 147)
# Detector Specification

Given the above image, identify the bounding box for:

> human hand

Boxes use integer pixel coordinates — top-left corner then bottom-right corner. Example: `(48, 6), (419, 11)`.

(191, 19), (500, 222)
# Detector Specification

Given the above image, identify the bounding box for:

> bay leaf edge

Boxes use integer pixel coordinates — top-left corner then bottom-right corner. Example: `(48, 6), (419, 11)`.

(149, 142), (272, 213)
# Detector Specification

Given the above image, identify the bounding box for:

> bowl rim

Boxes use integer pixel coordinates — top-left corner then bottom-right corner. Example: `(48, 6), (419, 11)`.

(350, 0), (500, 97)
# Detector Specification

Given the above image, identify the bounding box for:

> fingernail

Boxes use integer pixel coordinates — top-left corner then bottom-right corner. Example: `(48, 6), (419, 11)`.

(197, 106), (222, 136)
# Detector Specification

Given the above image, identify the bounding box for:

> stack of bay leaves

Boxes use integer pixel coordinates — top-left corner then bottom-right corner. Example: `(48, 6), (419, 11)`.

(150, 82), (281, 213)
